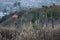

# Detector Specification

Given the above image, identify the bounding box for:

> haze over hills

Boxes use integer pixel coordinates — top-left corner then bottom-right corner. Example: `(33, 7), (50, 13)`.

(0, 0), (60, 17)
(0, 0), (60, 9)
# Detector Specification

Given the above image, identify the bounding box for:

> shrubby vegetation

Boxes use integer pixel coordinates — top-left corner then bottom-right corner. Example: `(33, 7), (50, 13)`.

(0, 2), (60, 40)
(1, 3), (60, 28)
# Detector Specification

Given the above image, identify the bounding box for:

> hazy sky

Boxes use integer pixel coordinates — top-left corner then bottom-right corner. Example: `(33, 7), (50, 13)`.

(0, 0), (60, 17)
(0, 0), (60, 7)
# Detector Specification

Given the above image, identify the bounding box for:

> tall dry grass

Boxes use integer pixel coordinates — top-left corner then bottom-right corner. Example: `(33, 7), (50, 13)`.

(0, 23), (60, 40)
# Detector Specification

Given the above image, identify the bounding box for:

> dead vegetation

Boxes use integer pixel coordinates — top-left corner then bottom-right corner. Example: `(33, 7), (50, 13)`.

(0, 24), (60, 40)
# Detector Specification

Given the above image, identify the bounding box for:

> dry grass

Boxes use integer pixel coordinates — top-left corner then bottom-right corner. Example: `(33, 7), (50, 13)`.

(0, 23), (60, 40)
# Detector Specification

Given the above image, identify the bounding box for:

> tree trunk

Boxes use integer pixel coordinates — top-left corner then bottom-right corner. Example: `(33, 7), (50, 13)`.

(51, 18), (54, 28)
(41, 20), (44, 27)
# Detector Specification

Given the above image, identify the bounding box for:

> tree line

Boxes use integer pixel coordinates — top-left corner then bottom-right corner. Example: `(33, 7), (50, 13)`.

(0, 2), (60, 29)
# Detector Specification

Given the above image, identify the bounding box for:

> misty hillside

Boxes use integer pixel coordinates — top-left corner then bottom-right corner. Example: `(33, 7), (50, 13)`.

(0, 4), (60, 27)
(0, 1), (60, 40)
